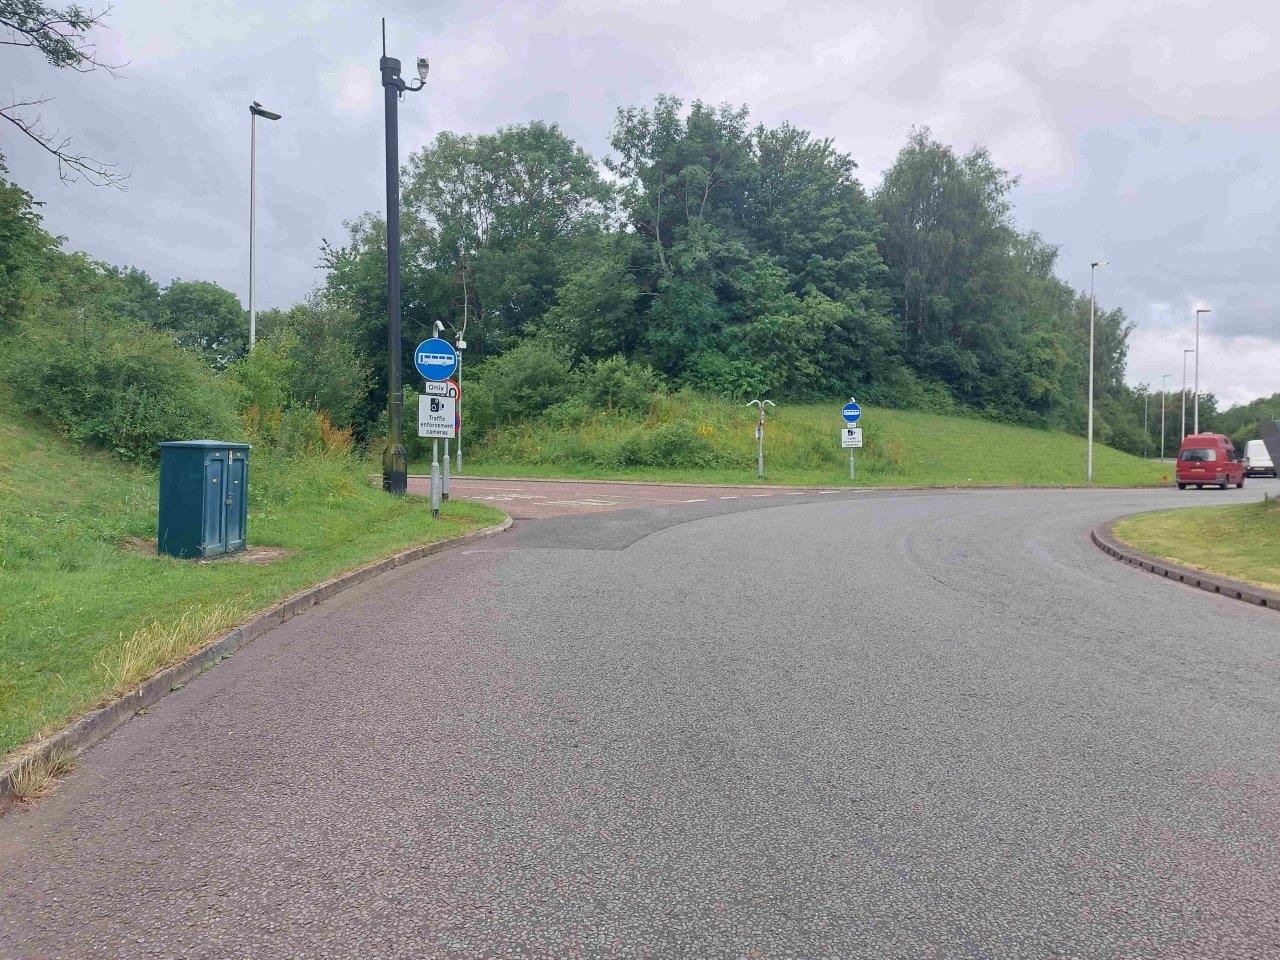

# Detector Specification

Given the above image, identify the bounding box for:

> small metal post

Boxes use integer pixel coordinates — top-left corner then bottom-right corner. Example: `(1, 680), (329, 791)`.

(746, 399), (773, 480)
(430, 439), (441, 518)
(442, 438), (450, 500)
(850, 448), (855, 481)
(455, 350), (462, 474)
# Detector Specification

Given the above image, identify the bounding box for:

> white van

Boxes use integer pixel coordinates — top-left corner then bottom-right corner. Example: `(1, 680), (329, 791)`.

(1245, 439), (1277, 477)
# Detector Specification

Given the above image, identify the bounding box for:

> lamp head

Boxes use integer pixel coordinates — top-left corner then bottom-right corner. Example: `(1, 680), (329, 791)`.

(1091, 260), (1107, 269)
(250, 101), (282, 121)
(417, 57), (430, 82)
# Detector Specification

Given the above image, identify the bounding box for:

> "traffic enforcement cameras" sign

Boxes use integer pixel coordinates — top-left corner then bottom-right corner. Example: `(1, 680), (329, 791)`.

(418, 394), (456, 438)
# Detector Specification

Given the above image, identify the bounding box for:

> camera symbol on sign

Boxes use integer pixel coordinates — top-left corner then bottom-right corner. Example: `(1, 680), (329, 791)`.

(430, 397), (444, 413)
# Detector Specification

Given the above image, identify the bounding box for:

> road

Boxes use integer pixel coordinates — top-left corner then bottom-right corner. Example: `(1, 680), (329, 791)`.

(3, 480), (1279, 958)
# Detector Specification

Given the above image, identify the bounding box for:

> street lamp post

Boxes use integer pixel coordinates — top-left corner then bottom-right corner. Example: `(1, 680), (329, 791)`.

(1160, 374), (1171, 461)
(1181, 348), (1194, 440)
(1087, 260), (1106, 485)
(248, 101), (281, 350)
(1194, 308), (1210, 434)
(379, 21), (429, 496)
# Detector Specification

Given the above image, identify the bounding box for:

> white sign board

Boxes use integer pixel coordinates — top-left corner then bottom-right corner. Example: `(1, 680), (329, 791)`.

(418, 394), (456, 438)
(423, 379), (459, 398)
(841, 427), (863, 449)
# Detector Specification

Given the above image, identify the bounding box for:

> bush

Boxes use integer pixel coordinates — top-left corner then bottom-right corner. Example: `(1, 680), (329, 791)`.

(618, 421), (718, 468)
(472, 341), (572, 421)
(578, 355), (661, 413)
(1, 323), (240, 461)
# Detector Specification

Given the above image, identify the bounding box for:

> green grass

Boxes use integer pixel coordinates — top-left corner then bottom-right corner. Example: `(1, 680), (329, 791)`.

(1112, 499), (1280, 592)
(0, 405), (505, 758)
(432, 396), (1169, 488)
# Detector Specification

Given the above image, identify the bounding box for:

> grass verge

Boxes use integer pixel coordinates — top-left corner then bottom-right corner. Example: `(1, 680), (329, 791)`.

(1111, 499), (1280, 592)
(433, 397), (1168, 488)
(0, 407), (505, 759)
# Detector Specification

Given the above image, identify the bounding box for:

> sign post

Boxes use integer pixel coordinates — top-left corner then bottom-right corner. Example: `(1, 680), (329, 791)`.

(414, 339), (459, 518)
(746, 399), (776, 480)
(841, 398), (862, 481)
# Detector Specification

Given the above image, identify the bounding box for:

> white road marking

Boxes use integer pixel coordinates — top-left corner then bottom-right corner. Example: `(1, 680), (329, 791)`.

(719, 496), (739, 500)
(683, 498), (707, 502)
(751, 494), (772, 498)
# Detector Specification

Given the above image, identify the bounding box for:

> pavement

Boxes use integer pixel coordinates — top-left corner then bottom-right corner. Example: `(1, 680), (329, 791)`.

(406, 475), (842, 519)
(3, 479), (1280, 958)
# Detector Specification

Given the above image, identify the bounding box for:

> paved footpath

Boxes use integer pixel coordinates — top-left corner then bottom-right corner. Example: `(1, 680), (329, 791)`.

(2, 480), (1279, 958)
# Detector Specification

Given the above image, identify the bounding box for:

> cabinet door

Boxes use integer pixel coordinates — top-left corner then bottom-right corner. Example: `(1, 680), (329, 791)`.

(224, 453), (246, 551)
(203, 453), (227, 555)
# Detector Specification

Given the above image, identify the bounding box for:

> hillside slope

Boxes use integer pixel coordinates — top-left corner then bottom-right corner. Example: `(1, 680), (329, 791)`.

(0, 403), (502, 758)
(447, 396), (1170, 488)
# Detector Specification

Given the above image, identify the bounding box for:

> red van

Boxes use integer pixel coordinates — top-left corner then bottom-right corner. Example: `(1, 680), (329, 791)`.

(1176, 433), (1245, 490)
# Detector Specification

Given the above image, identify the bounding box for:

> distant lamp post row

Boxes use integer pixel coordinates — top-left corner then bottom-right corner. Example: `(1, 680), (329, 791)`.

(1087, 263), (1213, 475)
(248, 101), (282, 350)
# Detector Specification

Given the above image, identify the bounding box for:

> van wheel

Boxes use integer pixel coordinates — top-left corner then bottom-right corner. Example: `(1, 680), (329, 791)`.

(1196, 484), (1203, 489)
(1238, 478), (1245, 488)
(1219, 482), (1229, 490)
(1177, 482), (1187, 490)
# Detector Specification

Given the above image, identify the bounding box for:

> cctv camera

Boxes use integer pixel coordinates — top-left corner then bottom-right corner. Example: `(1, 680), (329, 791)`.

(417, 58), (430, 82)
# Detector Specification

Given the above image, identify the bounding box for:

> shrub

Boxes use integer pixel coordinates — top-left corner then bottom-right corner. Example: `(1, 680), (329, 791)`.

(619, 421), (719, 468)
(472, 341), (572, 421)
(1, 323), (240, 461)
(578, 355), (661, 413)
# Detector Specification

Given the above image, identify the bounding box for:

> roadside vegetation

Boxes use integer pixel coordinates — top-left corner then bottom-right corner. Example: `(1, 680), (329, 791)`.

(1112, 499), (1280, 593)
(418, 357), (1165, 487)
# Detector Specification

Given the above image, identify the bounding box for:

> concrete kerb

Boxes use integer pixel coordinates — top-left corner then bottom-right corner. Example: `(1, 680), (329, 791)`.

(0, 516), (514, 815)
(1091, 517), (1280, 611)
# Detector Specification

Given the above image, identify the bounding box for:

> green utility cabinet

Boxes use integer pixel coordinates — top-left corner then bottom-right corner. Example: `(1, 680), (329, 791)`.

(157, 441), (250, 558)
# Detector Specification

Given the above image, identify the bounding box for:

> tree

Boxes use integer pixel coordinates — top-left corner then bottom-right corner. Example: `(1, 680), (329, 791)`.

(1, 0), (126, 185)
(159, 280), (246, 369)
(0, 157), (52, 326)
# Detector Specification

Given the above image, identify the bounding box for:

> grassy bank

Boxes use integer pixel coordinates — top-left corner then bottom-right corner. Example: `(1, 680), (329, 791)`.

(435, 396), (1167, 488)
(0, 408), (505, 758)
(1112, 499), (1280, 592)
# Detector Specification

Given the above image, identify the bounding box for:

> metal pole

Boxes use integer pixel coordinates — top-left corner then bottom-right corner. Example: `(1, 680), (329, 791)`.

(850, 447), (855, 481)
(430, 439), (441, 518)
(1161, 374), (1170, 461)
(442, 437), (450, 500)
(757, 426), (764, 479)
(1087, 263), (1097, 485)
(455, 351), (462, 473)
(249, 111), (257, 350)
(1194, 309), (1209, 434)
(1143, 391), (1149, 459)
(381, 44), (407, 495)
(1181, 350), (1189, 440)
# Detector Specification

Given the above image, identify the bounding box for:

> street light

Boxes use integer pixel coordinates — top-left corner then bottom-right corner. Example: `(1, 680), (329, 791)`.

(248, 101), (281, 350)
(1194, 307), (1210, 435)
(1181, 348), (1194, 440)
(380, 20), (429, 496)
(1160, 374), (1171, 461)
(1087, 260), (1106, 485)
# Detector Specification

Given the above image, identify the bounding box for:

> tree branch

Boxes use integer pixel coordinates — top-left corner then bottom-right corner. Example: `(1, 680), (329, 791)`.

(1, 98), (127, 186)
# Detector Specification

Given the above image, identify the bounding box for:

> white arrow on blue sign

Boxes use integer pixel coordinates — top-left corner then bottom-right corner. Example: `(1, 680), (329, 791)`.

(842, 401), (862, 424)
(414, 338), (458, 382)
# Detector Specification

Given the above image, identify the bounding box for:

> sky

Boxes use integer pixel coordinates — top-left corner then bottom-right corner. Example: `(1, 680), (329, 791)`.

(2, 0), (1277, 408)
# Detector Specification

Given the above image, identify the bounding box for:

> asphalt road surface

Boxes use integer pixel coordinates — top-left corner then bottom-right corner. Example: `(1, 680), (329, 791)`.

(3, 481), (1279, 958)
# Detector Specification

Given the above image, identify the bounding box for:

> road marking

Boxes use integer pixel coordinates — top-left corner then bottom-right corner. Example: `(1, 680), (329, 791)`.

(751, 494), (772, 497)
(783, 491), (804, 495)
(683, 498), (707, 502)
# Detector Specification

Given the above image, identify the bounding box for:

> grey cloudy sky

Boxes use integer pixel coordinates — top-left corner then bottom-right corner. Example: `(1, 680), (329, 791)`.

(3, 0), (1277, 406)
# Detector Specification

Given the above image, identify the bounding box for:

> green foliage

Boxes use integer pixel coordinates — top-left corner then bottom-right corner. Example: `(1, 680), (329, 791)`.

(1, 321), (240, 461)
(0, 159), (52, 328)
(158, 279), (247, 369)
(1216, 391), (1280, 447)
(578, 355), (661, 413)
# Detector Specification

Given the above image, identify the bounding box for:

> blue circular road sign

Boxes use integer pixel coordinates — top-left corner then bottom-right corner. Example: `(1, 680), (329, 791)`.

(414, 338), (458, 382)
(842, 401), (862, 424)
